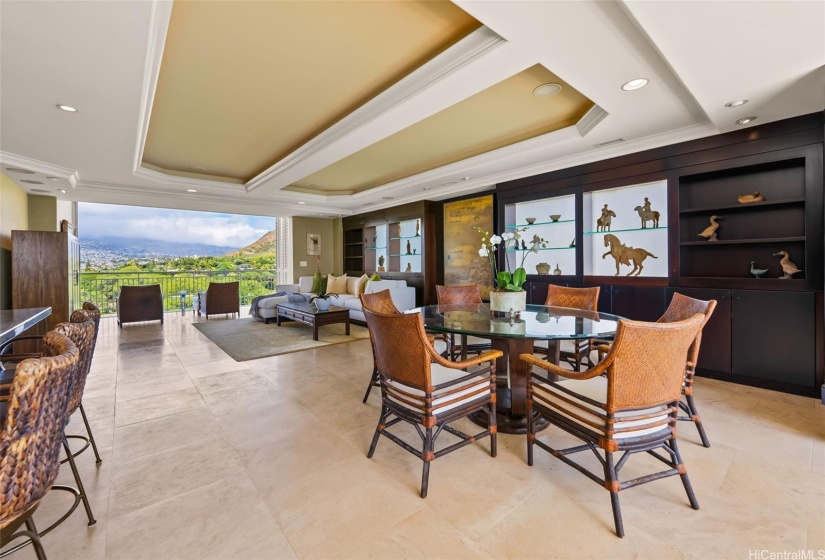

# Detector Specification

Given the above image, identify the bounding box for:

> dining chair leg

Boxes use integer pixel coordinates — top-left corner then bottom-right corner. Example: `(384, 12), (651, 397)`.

(367, 406), (388, 458)
(604, 451), (624, 538)
(671, 438), (700, 510)
(420, 426), (433, 498)
(526, 401), (535, 467)
(488, 402), (497, 457)
(684, 394), (710, 448)
(62, 435), (96, 526)
(362, 363), (379, 403)
(23, 518), (47, 560)
(78, 403), (102, 463)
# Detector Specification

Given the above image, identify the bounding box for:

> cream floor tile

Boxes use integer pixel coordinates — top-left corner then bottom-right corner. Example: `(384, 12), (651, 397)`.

(813, 438), (825, 472)
(341, 506), (494, 560)
(200, 383), (287, 417)
(192, 368), (271, 395)
(114, 387), (207, 427)
(114, 362), (187, 384)
(263, 456), (425, 560)
(79, 394), (116, 421)
(808, 518), (825, 552)
(236, 423), (360, 492)
(184, 357), (250, 379)
(66, 413), (115, 450)
(115, 371), (195, 403)
(117, 353), (181, 372)
(216, 400), (324, 448)
(106, 475), (291, 560)
(112, 407), (220, 463)
(109, 435), (243, 519)
(175, 347), (232, 366)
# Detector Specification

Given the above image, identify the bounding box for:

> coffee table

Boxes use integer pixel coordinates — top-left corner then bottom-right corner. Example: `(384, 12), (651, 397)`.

(275, 302), (350, 341)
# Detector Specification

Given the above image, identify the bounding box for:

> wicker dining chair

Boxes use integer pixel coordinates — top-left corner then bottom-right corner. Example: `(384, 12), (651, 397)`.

(535, 285), (601, 370)
(360, 290), (402, 403)
(363, 307), (502, 498)
(435, 284), (491, 360)
(521, 313), (705, 537)
(0, 331), (79, 560)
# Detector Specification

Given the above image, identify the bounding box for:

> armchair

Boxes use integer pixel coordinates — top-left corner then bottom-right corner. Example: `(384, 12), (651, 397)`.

(198, 281), (240, 319)
(117, 285), (164, 328)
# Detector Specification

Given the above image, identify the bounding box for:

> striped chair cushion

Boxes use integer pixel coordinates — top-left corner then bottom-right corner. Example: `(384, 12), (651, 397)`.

(385, 364), (492, 416)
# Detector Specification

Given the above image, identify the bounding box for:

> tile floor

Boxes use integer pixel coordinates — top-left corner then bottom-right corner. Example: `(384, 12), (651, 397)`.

(8, 310), (825, 559)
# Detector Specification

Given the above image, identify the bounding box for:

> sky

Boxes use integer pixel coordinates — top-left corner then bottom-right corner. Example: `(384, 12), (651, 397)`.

(78, 202), (275, 248)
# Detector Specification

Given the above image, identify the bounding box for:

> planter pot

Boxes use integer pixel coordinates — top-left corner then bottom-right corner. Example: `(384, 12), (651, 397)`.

(490, 318), (526, 335)
(314, 298), (331, 311)
(489, 290), (526, 314)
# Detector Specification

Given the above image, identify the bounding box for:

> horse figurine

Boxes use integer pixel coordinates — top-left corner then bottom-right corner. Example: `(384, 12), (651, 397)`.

(602, 234), (657, 276)
(633, 205), (660, 228)
(596, 205), (616, 232)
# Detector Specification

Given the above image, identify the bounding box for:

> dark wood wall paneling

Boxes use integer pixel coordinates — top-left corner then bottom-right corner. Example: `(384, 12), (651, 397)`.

(497, 112), (825, 397)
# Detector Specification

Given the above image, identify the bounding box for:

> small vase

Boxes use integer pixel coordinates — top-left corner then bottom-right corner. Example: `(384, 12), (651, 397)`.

(536, 262), (551, 275)
(553, 263), (562, 276)
(489, 290), (526, 313)
(314, 298), (331, 311)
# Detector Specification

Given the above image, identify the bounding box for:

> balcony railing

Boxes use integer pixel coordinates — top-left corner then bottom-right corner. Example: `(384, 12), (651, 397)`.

(80, 270), (288, 316)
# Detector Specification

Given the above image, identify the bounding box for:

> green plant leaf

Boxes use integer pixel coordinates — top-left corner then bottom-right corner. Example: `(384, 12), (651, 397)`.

(512, 267), (526, 287)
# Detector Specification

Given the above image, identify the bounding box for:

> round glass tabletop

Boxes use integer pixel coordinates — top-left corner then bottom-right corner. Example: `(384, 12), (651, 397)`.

(413, 304), (622, 340)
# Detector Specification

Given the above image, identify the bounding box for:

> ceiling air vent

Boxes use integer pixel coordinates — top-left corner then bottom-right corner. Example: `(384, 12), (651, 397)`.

(593, 138), (626, 148)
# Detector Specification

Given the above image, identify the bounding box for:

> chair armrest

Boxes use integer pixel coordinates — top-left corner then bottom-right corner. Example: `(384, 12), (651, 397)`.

(429, 349), (503, 370)
(520, 352), (613, 380)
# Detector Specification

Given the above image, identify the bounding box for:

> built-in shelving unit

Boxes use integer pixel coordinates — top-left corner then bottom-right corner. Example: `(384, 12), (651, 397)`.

(503, 193), (577, 277)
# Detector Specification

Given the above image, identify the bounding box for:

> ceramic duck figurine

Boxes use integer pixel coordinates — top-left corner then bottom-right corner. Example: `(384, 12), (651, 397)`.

(749, 261), (769, 278)
(698, 215), (722, 241)
(772, 251), (802, 279)
(738, 192), (765, 204)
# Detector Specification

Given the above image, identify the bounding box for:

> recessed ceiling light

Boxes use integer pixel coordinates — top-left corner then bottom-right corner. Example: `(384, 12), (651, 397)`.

(20, 180), (44, 185)
(56, 104), (78, 112)
(5, 167), (34, 174)
(621, 78), (649, 91)
(363, 203), (374, 206)
(423, 187), (433, 191)
(725, 99), (749, 108)
(46, 176), (60, 181)
(532, 83), (562, 97)
(462, 177), (471, 181)
(441, 181), (458, 186)
(186, 188), (198, 193)
(30, 189), (50, 193)
(736, 116), (757, 125)
(382, 196), (394, 200)
(187, 166), (207, 171)
(58, 189), (67, 194)
(297, 201), (306, 205)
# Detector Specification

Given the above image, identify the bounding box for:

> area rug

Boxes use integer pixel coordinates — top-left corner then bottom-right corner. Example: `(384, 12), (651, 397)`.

(192, 317), (370, 361)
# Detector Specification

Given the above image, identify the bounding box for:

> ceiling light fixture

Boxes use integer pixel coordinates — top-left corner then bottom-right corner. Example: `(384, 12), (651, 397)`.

(621, 78), (649, 91)
(20, 180), (44, 185)
(58, 189), (67, 194)
(423, 187), (433, 191)
(46, 176), (60, 181)
(382, 196), (394, 200)
(297, 201), (306, 205)
(532, 83), (562, 97)
(56, 104), (78, 112)
(186, 188), (198, 193)
(736, 116), (757, 125)
(725, 99), (749, 108)
(5, 167), (34, 174)
(462, 177), (471, 181)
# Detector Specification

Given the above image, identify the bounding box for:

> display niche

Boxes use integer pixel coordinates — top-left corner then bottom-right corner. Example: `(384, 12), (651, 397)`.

(388, 219), (422, 273)
(583, 180), (668, 278)
(503, 193), (576, 277)
(364, 223), (388, 273)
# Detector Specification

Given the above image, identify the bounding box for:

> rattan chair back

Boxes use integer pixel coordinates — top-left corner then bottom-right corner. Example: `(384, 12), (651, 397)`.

(81, 302), (101, 347)
(436, 284), (482, 305)
(605, 315), (704, 410)
(57, 312), (97, 416)
(544, 284), (600, 310)
(363, 308), (433, 390)
(360, 290), (400, 315)
(0, 331), (78, 529)
(657, 293), (717, 369)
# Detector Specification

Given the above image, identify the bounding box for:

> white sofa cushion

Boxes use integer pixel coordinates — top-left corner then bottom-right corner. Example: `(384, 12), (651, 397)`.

(532, 375), (669, 440)
(365, 279), (407, 293)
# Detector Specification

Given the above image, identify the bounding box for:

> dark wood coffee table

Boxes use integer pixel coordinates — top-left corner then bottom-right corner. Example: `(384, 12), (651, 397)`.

(275, 302), (350, 341)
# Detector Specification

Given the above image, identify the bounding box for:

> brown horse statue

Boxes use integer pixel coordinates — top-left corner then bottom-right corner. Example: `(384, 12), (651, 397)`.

(633, 205), (660, 228)
(602, 234), (657, 276)
(596, 205), (616, 232)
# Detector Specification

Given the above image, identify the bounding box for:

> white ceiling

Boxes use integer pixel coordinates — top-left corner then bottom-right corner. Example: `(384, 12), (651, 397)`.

(1, 0), (823, 219)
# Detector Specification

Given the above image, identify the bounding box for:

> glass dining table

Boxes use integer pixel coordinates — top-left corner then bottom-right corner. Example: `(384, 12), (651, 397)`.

(414, 303), (623, 434)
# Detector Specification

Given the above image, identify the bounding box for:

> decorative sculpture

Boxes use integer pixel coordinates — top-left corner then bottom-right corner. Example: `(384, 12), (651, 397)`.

(596, 204), (616, 232)
(526, 217), (536, 224)
(536, 262), (551, 275)
(772, 251), (802, 279)
(405, 262), (412, 272)
(738, 192), (765, 204)
(602, 234), (657, 276)
(378, 254), (385, 272)
(698, 215), (722, 241)
(750, 261), (769, 278)
(633, 201), (660, 228)
(415, 220), (420, 236)
(549, 214), (561, 222)
(553, 263), (562, 276)
(406, 240), (412, 255)
(521, 239), (527, 250)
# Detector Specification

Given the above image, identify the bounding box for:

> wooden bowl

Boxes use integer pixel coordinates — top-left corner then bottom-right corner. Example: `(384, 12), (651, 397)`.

(549, 214), (561, 222)
(525, 217), (537, 224)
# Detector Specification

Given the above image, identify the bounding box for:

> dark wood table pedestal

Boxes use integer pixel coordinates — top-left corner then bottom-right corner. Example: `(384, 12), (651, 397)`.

(469, 337), (549, 435)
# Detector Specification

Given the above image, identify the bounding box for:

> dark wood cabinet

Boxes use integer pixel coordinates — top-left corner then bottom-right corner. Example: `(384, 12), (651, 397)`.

(731, 290), (816, 388)
(12, 230), (81, 337)
(667, 287), (732, 374)
(610, 285), (665, 321)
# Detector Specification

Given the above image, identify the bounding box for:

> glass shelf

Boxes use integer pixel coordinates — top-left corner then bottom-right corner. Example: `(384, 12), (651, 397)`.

(584, 226), (668, 235)
(505, 219), (574, 228)
(506, 247), (575, 252)
(364, 247), (387, 251)
(390, 236), (422, 240)
(390, 253), (421, 257)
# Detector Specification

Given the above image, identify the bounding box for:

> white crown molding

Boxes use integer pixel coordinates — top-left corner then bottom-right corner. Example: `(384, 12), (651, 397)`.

(133, 164), (245, 190)
(244, 27), (506, 193)
(0, 151), (80, 188)
(576, 105), (609, 137)
(132, 0), (174, 176)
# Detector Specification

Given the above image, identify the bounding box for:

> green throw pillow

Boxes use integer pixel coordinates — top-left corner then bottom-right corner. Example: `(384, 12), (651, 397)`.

(369, 273), (381, 281)
(310, 272), (323, 294)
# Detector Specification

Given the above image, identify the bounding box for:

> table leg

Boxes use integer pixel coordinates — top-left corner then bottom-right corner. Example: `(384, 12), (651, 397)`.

(345, 317), (350, 336)
(313, 322), (319, 341)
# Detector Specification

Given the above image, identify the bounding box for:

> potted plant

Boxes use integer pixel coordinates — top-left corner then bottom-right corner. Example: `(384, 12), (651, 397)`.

(311, 290), (332, 311)
(476, 226), (547, 313)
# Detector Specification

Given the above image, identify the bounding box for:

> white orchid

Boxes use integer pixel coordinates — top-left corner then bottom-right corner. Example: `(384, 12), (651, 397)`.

(475, 226), (548, 292)
(478, 247), (489, 257)
(489, 234), (502, 245)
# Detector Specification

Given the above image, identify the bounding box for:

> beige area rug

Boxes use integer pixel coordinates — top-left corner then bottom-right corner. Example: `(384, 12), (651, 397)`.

(192, 317), (370, 361)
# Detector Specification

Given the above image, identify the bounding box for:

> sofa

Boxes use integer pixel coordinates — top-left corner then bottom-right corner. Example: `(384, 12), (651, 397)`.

(254, 276), (417, 323)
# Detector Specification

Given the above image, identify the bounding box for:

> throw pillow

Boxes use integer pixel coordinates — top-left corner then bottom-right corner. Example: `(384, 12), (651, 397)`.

(326, 273), (348, 295)
(356, 273), (369, 296)
(369, 272), (381, 281)
(310, 272), (323, 294)
(345, 276), (360, 296)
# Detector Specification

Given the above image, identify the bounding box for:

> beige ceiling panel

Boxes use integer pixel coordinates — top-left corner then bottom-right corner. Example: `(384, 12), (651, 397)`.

(142, 0), (480, 182)
(290, 65), (593, 193)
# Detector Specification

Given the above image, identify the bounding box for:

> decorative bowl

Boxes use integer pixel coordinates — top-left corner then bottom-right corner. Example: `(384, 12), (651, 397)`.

(549, 214), (561, 222)
(525, 217), (536, 224)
